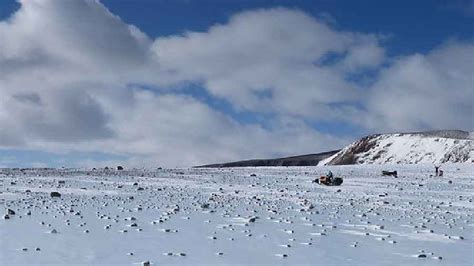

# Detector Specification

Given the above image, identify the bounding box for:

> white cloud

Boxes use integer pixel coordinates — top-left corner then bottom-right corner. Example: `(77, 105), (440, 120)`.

(366, 41), (474, 131)
(0, 0), (153, 145)
(339, 38), (385, 72)
(97, 90), (348, 166)
(152, 8), (385, 118)
(0, 1), (471, 167)
(17, 88), (349, 166)
(0, 0), (151, 80)
(0, 1), (353, 166)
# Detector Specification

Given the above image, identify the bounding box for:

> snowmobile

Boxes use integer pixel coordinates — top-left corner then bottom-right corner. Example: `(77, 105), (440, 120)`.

(313, 176), (343, 186)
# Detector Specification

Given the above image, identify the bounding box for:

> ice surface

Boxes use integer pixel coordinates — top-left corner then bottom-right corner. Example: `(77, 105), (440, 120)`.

(1, 165), (473, 265)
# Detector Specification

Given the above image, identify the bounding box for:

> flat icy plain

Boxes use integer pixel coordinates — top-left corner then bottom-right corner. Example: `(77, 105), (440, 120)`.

(1, 164), (472, 265)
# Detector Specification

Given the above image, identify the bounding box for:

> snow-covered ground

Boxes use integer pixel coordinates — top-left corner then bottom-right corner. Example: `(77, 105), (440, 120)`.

(1, 165), (473, 265)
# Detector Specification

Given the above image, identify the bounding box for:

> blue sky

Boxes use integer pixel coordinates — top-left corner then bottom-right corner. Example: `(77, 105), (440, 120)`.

(104, 0), (473, 54)
(0, 0), (472, 168)
(2, 0), (472, 55)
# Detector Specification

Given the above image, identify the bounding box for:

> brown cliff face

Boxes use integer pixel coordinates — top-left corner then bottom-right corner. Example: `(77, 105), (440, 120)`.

(325, 135), (379, 165)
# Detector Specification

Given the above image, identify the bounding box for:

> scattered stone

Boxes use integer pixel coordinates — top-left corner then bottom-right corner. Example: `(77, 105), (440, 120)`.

(248, 216), (258, 223)
(50, 192), (61, 198)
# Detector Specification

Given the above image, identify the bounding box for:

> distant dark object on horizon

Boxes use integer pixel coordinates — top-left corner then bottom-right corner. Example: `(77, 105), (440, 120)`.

(382, 170), (398, 177)
(196, 150), (339, 168)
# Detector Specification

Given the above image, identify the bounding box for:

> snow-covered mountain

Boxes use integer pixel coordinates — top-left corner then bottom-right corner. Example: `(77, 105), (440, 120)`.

(319, 130), (473, 165)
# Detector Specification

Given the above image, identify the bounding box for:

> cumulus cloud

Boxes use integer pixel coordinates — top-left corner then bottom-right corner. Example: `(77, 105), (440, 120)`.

(0, 0), (354, 166)
(367, 41), (474, 131)
(0, 0), (471, 166)
(15, 88), (348, 166)
(11, 89), (113, 142)
(0, 0), (151, 82)
(152, 8), (385, 119)
(95, 90), (348, 166)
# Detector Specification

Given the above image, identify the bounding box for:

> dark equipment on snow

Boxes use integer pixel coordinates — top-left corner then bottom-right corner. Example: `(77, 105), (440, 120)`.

(382, 170), (398, 177)
(50, 192), (61, 198)
(313, 176), (343, 186)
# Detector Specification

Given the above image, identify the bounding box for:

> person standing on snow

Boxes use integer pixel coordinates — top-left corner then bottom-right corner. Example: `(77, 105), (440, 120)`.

(327, 170), (333, 178)
(327, 170), (333, 182)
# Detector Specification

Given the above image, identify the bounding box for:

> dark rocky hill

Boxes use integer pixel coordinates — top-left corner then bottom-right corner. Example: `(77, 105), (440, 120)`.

(196, 150), (339, 168)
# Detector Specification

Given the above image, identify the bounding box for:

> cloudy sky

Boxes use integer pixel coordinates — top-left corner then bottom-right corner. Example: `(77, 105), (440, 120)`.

(0, 0), (473, 168)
